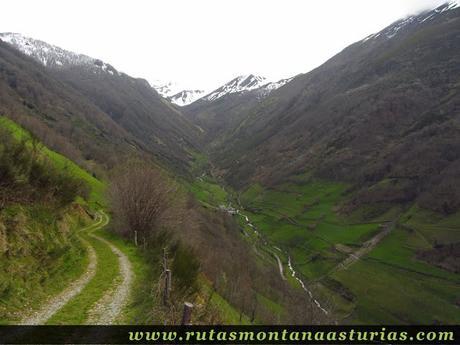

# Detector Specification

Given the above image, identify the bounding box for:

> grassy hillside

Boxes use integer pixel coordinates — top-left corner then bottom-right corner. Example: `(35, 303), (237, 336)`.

(0, 116), (106, 207)
(0, 118), (160, 325)
(0, 204), (92, 324)
(0, 118), (254, 325)
(238, 177), (460, 324)
(332, 207), (460, 323)
(185, 170), (331, 324)
(0, 117), (98, 323)
(185, 150), (460, 324)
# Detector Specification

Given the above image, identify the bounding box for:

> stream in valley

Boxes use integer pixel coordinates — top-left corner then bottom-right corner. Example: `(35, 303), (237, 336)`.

(221, 204), (329, 315)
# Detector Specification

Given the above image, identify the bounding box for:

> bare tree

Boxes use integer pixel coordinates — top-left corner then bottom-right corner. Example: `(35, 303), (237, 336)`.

(110, 163), (174, 244)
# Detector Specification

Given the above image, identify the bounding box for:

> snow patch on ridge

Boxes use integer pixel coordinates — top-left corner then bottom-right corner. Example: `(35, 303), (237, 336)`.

(204, 75), (267, 101)
(362, 1), (459, 42)
(0, 32), (120, 76)
(168, 90), (206, 106)
(201, 74), (293, 103)
(0, 32), (295, 106)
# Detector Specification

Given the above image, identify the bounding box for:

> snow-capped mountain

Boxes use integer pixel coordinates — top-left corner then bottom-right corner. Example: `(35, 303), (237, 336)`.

(151, 80), (206, 105)
(0, 32), (120, 76)
(201, 74), (293, 102)
(168, 90), (206, 106)
(0, 32), (207, 106)
(156, 74), (292, 106)
(362, 0), (459, 42)
(155, 75), (293, 106)
(203, 75), (267, 101)
(0, 33), (293, 106)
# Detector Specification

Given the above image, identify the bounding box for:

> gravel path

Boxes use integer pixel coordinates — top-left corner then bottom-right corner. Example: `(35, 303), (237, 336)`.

(18, 216), (104, 325)
(86, 229), (133, 325)
(18, 211), (133, 325)
(336, 221), (394, 271)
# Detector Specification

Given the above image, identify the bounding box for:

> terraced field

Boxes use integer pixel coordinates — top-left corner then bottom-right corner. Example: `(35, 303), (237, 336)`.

(188, 173), (460, 324)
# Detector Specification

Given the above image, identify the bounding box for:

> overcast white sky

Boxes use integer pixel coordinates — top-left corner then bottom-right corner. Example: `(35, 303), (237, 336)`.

(0, 0), (448, 91)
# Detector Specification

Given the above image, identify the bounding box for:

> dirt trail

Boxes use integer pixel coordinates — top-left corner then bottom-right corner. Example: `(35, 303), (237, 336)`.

(18, 216), (104, 325)
(335, 222), (394, 271)
(19, 212), (134, 325)
(86, 226), (133, 325)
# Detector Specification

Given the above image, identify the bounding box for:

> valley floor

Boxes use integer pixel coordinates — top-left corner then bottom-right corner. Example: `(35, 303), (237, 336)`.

(188, 173), (460, 324)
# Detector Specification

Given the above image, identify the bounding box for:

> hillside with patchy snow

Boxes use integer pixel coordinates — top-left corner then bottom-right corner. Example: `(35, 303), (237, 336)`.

(168, 90), (206, 106)
(200, 74), (294, 103)
(0, 32), (121, 76)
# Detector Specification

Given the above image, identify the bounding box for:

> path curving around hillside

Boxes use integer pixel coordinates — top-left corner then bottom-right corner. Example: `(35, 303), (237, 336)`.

(18, 216), (104, 325)
(86, 214), (133, 325)
(18, 211), (134, 325)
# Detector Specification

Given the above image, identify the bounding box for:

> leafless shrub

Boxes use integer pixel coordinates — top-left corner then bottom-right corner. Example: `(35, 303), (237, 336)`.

(110, 163), (175, 243)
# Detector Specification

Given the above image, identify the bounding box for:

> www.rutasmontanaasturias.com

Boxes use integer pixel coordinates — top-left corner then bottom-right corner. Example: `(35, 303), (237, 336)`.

(127, 328), (455, 343)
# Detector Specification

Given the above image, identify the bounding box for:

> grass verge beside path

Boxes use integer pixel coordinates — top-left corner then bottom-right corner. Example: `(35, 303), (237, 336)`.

(0, 207), (91, 325)
(93, 227), (155, 324)
(47, 213), (120, 325)
(92, 210), (251, 325)
(51, 210), (156, 325)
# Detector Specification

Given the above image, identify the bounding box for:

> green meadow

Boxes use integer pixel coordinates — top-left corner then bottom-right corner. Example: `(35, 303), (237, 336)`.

(187, 169), (460, 324)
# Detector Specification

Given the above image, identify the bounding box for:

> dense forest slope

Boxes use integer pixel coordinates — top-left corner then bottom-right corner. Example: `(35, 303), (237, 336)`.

(0, 37), (201, 174)
(182, 75), (293, 146)
(183, 90), (264, 146)
(212, 3), (460, 215)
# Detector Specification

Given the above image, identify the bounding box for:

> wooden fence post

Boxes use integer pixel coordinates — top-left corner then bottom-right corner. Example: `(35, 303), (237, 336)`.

(181, 302), (194, 325)
(163, 269), (171, 306)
